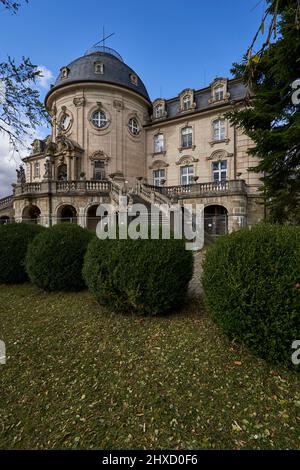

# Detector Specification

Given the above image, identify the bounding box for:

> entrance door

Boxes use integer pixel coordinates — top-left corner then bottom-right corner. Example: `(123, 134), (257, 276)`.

(204, 205), (228, 241)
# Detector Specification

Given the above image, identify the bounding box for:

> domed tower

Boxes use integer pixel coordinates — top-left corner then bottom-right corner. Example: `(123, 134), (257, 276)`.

(45, 45), (151, 186)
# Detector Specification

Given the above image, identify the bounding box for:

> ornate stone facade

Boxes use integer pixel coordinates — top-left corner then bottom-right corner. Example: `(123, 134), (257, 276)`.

(0, 46), (265, 237)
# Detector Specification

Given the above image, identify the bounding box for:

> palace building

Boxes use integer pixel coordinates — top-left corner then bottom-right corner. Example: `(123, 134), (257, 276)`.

(0, 44), (265, 239)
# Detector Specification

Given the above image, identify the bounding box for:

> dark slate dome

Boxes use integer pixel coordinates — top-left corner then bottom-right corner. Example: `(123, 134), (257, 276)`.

(46, 46), (151, 103)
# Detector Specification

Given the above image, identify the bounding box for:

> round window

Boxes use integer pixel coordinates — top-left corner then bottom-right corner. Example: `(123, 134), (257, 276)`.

(92, 111), (108, 129)
(128, 118), (140, 136)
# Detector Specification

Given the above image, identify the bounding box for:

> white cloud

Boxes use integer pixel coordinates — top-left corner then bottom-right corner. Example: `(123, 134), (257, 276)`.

(37, 65), (54, 90)
(0, 133), (21, 198)
(0, 125), (49, 199)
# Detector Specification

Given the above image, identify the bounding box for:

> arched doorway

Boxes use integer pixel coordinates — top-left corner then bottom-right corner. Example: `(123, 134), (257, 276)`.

(0, 216), (10, 225)
(57, 164), (67, 181)
(86, 204), (101, 231)
(57, 205), (77, 224)
(204, 205), (228, 242)
(22, 205), (41, 224)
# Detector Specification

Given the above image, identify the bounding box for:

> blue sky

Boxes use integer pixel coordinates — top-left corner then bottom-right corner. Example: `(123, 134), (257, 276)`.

(0, 0), (266, 195)
(0, 0), (266, 100)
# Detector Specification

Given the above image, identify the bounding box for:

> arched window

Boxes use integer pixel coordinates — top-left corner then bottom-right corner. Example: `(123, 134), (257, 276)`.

(213, 119), (226, 141)
(181, 127), (193, 148)
(154, 133), (164, 153)
(92, 111), (108, 129)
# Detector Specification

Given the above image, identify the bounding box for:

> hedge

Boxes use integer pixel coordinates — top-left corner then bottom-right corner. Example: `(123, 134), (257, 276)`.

(0, 222), (45, 284)
(26, 223), (94, 292)
(202, 224), (300, 367)
(83, 236), (194, 315)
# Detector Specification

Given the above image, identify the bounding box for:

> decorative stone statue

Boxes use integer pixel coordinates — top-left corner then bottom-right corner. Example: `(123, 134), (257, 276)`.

(43, 157), (52, 180)
(16, 165), (26, 184)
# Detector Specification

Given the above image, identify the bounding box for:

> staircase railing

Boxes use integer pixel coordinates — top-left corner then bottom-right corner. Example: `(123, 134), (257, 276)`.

(138, 182), (171, 206)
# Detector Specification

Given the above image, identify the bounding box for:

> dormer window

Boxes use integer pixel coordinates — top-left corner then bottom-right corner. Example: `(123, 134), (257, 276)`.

(130, 74), (138, 86)
(60, 67), (69, 80)
(209, 78), (230, 104)
(155, 104), (164, 118)
(94, 62), (104, 74)
(214, 86), (224, 101)
(153, 99), (167, 120)
(179, 89), (195, 112)
(183, 94), (192, 110)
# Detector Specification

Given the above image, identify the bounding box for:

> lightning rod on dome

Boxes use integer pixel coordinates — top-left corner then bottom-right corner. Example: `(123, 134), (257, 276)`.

(85, 28), (123, 62)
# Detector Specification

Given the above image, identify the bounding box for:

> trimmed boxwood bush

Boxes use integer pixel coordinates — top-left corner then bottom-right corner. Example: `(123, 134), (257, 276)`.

(83, 236), (194, 315)
(26, 224), (94, 292)
(0, 222), (45, 284)
(202, 224), (300, 367)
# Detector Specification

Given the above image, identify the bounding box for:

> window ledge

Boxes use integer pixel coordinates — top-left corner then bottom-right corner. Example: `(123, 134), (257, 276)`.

(209, 138), (230, 147)
(178, 104), (197, 113)
(152, 150), (166, 157)
(178, 145), (196, 153)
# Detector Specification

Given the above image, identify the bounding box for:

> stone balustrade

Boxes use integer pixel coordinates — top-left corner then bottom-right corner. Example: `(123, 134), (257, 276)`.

(144, 180), (247, 199)
(0, 195), (13, 210)
(13, 180), (112, 197)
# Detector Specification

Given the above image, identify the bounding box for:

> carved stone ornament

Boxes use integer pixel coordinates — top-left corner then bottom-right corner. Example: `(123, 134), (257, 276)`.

(207, 150), (233, 161)
(176, 155), (199, 166)
(149, 160), (169, 170)
(73, 97), (86, 107)
(90, 150), (110, 162)
(113, 100), (124, 111)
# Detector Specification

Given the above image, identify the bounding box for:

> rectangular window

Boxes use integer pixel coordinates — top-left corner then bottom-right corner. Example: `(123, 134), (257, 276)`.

(154, 134), (164, 153)
(155, 105), (163, 118)
(153, 169), (165, 186)
(212, 160), (227, 182)
(93, 161), (105, 180)
(180, 165), (194, 185)
(213, 119), (226, 141)
(215, 86), (224, 101)
(181, 127), (193, 148)
(34, 162), (40, 178)
(183, 95), (192, 110)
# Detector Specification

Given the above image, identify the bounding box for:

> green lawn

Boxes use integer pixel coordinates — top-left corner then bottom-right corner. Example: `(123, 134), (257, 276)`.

(0, 284), (299, 450)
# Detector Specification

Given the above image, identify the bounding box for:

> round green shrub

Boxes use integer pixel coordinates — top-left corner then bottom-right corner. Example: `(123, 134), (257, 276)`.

(0, 222), (45, 284)
(26, 224), (94, 292)
(202, 224), (300, 367)
(83, 236), (194, 315)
